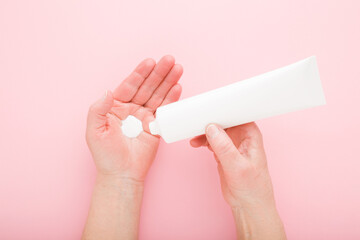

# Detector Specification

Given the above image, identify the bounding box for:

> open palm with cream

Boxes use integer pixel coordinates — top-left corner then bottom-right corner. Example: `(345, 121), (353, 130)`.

(83, 56), (183, 239)
(86, 55), (182, 183)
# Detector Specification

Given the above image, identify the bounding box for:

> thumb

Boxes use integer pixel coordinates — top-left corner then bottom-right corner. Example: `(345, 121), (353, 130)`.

(205, 124), (240, 166)
(87, 90), (114, 132)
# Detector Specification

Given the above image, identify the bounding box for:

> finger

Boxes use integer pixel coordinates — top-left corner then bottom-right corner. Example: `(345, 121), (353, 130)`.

(132, 109), (160, 143)
(113, 58), (156, 102)
(205, 124), (240, 168)
(130, 106), (153, 128)
(225, 122), (264, 156)
(87, 90), (114, 133)
(144, 64), (183, 110)
(159, 84), (182, 106)
(237, 122), (267, 166)
(189, 135), (207, 148)
(131, 55), (175, 105)
(241, 122), (264, 150)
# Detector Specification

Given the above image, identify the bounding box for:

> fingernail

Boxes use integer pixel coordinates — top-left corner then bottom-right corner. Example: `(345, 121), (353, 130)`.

(102, 90), (108, 101)
(206, 124), (219, 139)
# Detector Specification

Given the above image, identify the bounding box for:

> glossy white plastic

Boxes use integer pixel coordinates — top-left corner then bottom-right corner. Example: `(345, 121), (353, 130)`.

(149, 56), (326, 143)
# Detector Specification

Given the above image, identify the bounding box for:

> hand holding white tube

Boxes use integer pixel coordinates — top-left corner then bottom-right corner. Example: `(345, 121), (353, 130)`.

(190, 122), (287, 240)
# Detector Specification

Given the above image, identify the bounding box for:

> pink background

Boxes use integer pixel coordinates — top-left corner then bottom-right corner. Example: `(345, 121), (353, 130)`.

(1, 0), (360, 239)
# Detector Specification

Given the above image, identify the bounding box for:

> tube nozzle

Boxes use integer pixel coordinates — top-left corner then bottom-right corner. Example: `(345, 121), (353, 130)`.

(149, 120), (160, 135)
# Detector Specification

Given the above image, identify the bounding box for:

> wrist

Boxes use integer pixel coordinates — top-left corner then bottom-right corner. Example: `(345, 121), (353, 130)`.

(231, 202), (286, 240)
(230, 193), (277, 210)
(231, 201), (279, 220)
(95, 173), (145, 198)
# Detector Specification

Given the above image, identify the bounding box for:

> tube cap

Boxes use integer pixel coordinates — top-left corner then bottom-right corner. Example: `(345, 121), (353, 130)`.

(149, 120), (161, 135)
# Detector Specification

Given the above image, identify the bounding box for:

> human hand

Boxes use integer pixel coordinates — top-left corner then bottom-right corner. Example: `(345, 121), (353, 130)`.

(190, 123), (286, 239)
(190, 123), (274, 207)
(86, 55), (183, 183)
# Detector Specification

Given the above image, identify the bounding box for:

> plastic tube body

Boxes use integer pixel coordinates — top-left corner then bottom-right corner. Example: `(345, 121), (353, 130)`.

(149, 56), (326, 143)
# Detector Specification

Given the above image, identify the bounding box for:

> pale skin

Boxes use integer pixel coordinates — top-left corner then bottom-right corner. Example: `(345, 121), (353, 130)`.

(83, 55), (286, 240)
(190, 124), (287, 239)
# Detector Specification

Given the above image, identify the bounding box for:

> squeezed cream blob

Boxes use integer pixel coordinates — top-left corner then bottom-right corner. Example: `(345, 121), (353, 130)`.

(121, 115), (143, 138)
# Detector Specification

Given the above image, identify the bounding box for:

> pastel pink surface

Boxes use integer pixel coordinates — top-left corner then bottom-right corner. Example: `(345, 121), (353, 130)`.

(1, 0), (359, 239)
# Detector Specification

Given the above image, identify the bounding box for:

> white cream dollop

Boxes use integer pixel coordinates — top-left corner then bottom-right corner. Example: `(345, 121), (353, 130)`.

(121, 115), (143, 138)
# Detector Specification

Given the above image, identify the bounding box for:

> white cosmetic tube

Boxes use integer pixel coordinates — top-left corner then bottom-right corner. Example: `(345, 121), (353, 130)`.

(149, 56), (326, 143)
